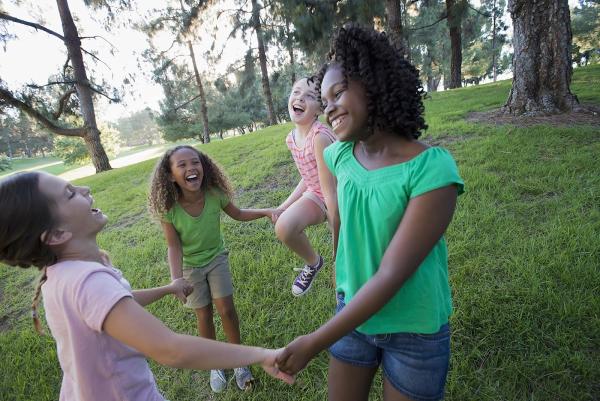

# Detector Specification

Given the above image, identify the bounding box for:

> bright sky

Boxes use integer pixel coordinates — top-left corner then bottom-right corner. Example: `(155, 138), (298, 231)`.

(0, 0), (250, 121)
(0, 0), (582, 122)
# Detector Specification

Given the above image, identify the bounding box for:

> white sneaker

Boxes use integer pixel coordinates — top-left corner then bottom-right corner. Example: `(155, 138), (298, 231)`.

(234, 366), (255, 391)
(209, 369), (227, 393)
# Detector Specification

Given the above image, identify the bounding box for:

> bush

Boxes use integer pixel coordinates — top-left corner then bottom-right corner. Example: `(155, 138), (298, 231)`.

(0, 155), (12, 172)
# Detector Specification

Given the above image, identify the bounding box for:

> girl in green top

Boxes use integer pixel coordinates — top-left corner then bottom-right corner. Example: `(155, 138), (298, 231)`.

(149, 146), (276, 393)
(277, 24), (464, 401)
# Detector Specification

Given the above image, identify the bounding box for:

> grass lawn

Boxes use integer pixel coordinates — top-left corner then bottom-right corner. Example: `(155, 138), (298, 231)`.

(0, 65), (599, 401)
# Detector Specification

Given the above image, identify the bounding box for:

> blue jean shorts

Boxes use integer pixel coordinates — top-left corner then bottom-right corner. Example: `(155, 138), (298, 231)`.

(329, 293), (450, 401)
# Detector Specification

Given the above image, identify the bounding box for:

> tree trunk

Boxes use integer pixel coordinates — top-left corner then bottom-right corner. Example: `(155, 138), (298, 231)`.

(285, 18), (296, 85)
(503, 0), (578, 115)
(385, 0), (409, 59)
(251, 0), (277, 126)
(446, 0), (462, 89)
(56, 0), (111, 172)
(491, 0), (498, 82)
(187, 41), (210, 143)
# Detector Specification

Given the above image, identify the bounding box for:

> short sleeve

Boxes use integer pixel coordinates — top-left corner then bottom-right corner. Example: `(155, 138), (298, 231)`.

(323, 140), (347, 177)
(162, 208), (173, 224)
(76, 271), (132, 332)
(409, 148), (465, 199)
(217, 190), (230, 208)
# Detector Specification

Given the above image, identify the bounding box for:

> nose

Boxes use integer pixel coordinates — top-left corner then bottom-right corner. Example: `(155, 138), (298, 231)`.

(324, 102), (335, 119)
(80, 186), (91, 196)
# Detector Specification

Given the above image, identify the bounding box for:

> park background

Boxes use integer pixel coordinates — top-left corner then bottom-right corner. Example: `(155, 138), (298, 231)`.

(0, 1), (599, 400)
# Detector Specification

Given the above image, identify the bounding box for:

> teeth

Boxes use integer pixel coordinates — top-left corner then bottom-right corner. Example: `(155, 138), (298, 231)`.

(331, 117), (343, 128)
(186, 174), (198, 180)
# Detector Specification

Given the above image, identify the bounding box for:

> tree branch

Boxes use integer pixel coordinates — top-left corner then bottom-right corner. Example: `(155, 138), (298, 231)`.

(79, 35), (116, 49)
(0, 87), (86, 137)
(408, 13), (448, 31)
(172, 93), (202, 112)
(467, 4), (492, 17)
(0, 12), (65, 41)
(53, 88), (76, 119)
(27, 81), (77, 89)
(0, 12), (110, 69)
(88, 86), (119, 102)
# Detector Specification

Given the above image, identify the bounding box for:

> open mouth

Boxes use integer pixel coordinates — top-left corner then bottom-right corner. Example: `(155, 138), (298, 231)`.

(292, 104), (305, 113)
(330, 115), (345, 129)
(185, 174), (199, 183)
(91, 208), (101, 214)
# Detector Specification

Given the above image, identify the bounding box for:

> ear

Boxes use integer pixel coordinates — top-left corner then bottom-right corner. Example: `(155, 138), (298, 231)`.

(40, 229), (73, 246)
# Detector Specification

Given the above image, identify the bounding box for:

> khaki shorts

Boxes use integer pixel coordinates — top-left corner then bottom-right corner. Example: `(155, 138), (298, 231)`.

(182, 252), (234, 309)
(303, 191), (327, 215)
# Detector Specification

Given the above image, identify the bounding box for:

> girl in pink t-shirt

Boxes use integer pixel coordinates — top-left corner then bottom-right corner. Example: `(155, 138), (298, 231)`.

(0, 172), (293, 401)
(272, 77), (337, 297)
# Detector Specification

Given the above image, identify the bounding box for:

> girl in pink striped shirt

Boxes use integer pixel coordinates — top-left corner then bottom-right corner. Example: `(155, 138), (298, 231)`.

(272, 77), (337, 297)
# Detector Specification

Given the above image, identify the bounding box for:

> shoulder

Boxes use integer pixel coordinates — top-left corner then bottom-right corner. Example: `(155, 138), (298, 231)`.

(323, 140), (352, 172)
(47, 260), (122, 292)
(313, 121), (336, 141)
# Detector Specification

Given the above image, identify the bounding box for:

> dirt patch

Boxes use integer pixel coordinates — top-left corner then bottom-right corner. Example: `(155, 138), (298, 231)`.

(466, 104), (600, 127)
(106, 210), (146, 230)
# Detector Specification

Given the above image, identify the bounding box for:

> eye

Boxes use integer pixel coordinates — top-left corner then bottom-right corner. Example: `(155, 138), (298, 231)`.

(67, 188), (76, 199)
(335, 90), (344, 99)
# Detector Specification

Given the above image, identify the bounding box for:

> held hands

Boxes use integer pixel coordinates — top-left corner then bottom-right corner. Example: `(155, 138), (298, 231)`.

(260, 348), (296, 384)
(170, 278), (193, 303)
(269, 208), (285, 224)
(276, 334), (320, 376)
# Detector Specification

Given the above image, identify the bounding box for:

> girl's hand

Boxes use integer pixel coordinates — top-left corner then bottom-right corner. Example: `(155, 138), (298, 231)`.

(276, 335), (319, 376)
(170, 278), (193, 303)
(270, 208), (285, 224)
(261, 348), (295, 384)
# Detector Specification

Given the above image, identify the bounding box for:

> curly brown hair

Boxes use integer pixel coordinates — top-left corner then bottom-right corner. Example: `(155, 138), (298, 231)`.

(148, 145), (233, 218)
(314, 23), (427, 139)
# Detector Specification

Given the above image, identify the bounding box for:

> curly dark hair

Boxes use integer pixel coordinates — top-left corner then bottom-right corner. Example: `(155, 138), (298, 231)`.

(148, 145), (233, 218)
(314, 23), (427, 139)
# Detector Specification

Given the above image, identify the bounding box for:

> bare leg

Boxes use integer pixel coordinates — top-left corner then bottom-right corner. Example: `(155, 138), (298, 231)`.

(328, 356), (378, 401)
(194, 304), (216, 340)
(383, 378), (415, 401)
(275, 196), (325, 266)
(213, 295), (241, 344)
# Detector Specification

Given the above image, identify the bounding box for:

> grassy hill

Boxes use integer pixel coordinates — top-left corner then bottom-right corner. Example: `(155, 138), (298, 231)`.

(1, 65), (599, 401)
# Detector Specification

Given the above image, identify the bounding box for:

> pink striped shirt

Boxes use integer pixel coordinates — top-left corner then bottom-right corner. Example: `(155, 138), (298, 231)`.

(286, 120), (337, 202)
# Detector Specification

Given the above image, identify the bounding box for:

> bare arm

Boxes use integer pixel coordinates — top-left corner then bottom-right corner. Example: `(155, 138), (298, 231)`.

(160, 222), (190, 303)
(161, 221), (184, 280)
(279, 179), (306, 211)
(314, 133), (339, 256)
(222, 201), (273, 222)
(278, 186), (459, 373)
(103, 297), (291, 384)
(131, 279), (192, 307)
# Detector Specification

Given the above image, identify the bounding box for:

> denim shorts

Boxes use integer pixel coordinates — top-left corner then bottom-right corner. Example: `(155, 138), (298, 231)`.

(329, 293), (450, 401)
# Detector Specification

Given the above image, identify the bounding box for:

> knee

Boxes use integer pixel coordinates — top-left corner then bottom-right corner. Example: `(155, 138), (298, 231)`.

(275, 219), (295, 243)
(216, 304), (238, 323)
(195, 306), (213, 324)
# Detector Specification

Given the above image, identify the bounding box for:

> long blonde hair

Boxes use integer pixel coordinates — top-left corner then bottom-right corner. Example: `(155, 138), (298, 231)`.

(148, 146), (233, 218)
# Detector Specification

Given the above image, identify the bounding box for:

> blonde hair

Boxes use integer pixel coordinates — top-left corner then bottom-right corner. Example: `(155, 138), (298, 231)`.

(148, 146), (233, 218)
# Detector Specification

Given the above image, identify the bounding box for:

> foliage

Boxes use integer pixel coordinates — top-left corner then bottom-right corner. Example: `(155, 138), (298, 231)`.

(1, 65), (599, 401)
(53, 123), (121, 165)
(116, 108), (162, 146)
(571, 0), (600, 65)
(0, 154), (11, 171)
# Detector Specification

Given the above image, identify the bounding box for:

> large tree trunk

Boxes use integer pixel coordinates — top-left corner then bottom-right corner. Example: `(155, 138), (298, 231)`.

(285, 18), (296, 85)
(187, 41), (210, 143)
(385, 0), (409, 59)
(56, 0), (111, 172)
(251, 0), (277, 126)
(503, 0), (578, 115)
(446, 0), (462, 89)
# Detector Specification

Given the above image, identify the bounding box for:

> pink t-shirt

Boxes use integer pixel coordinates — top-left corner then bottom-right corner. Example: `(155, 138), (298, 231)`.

(286, 120), (336, 201)
(42, 260), (165, 401)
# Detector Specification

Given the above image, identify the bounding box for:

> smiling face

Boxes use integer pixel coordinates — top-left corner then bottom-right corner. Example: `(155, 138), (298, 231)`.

(288, 78), (321, 126)
(168, 147), (204, 193)
(320, 65), (369, 142)
(37, 173), (107, 238)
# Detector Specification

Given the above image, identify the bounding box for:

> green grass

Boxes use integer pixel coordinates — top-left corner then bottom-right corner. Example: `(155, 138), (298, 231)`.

(0, 156), (70, 177)
(1, 65), (599, 401)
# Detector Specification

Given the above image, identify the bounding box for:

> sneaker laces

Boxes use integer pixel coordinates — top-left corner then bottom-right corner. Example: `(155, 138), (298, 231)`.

(297, 264), (317, 286)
